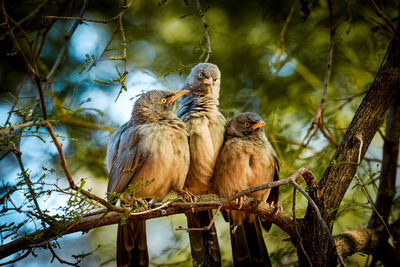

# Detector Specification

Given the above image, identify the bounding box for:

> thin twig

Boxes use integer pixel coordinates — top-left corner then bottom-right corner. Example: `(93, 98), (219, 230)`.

(87, 26), (119, 71)
(0, 0), (35, 74)
(46, 0), (89, 81)
(277, 0), (296, 71)
(42, 121), (124, 212)
(4, 75), (28, 125)
(290, 178), (346, 266)
(43, 0), (135, 24)
(292, 187), (313, 266)
(195, 0), (212, 62)
(367, 0), (396, 34)
(354, 175), (394, 245)
(298, 0), (350, 155)
(0, 249), (31, 266)
(0, 121), (48, 135)
(48, 245), (80, 266)
(114, 8), (129, 102)
(130, 201), (172, 215)
(175, 206), (221, 231)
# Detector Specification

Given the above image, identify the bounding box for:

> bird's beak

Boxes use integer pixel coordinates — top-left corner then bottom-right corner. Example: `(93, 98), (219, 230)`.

(251, 121), (265, 131)
(201, 77), (214, 86)
(167, 90), (190, 103)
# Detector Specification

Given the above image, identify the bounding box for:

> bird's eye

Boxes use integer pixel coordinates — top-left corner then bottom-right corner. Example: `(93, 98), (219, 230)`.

(213, 78), (217, 82)
(197, 73), (203, 79)
(244, 122), (250, 127)
(160, 98), (167, 104)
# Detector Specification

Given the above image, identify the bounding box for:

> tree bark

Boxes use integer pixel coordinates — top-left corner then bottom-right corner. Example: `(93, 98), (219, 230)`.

(369, 93), (400, 229)
(299, 26), (400, 266)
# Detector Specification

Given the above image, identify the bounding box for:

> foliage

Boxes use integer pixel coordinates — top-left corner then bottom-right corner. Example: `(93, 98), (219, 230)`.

(0, 0), (398, 266)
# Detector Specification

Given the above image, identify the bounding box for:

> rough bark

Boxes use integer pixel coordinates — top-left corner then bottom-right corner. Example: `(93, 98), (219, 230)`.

(369, 93), (400, 228)
(299, 26), (400, 266)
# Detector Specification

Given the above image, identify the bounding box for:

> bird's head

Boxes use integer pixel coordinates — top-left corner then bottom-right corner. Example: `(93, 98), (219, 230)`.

(132, 90), (189, 124)
(226, 112), (266, 138)
(185, 63), (221, 99)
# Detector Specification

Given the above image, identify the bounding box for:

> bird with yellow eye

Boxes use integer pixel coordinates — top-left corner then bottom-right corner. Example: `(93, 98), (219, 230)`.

(213, 112), (280, 266)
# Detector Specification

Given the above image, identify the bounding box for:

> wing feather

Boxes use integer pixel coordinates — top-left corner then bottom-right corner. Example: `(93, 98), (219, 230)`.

(107, 125), (150, 201)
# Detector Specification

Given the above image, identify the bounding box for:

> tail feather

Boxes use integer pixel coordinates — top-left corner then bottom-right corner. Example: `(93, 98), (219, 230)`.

(117, 220), (148, 267)
(186, 210), (221, 267)
(229, 214), (272, 267)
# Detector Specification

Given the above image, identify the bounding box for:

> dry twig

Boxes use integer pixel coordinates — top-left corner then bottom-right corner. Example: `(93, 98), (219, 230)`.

(196, 0), (212, 62)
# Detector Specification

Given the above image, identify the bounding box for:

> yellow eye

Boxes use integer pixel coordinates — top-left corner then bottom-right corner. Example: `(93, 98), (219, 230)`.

(244, 122), (250, 127)
(160, 98), (167, 104)
(197, 73), (203, 79)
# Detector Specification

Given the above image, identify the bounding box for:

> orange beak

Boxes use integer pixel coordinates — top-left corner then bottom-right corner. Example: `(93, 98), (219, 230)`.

(167, 90), (190, 104)
(201, 77), (214, 86)
(251, 121), (265, 131)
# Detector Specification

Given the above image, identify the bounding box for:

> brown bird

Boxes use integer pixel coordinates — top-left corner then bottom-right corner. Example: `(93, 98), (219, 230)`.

(177, 63), (226, 266)
(106, 89), (190, 267)
(213, 112), (280, 267)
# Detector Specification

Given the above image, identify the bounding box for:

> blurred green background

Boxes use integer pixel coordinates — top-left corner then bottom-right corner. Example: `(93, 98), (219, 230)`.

(0, 0), (398, 266)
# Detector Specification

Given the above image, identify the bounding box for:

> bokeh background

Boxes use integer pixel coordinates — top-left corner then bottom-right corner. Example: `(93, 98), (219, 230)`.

(0, 0), (399, 266)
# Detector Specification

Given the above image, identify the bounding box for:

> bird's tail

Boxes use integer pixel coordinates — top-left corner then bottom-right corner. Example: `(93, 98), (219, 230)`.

(229, 213), (272, 267)
(186, 210), (221, 267)
(117, 220), (148, 267)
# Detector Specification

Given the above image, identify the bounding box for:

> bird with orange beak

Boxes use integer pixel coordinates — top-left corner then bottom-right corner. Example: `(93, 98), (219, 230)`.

(213, 112), (280, 267)
(106, 89), (191, 267)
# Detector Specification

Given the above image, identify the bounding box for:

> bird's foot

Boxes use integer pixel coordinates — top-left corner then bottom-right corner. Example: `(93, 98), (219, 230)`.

(134, 199), (150, 210)
(235, 196), (245, 209)
(174, 189), (196, 203)
(269, 201), (282, 215)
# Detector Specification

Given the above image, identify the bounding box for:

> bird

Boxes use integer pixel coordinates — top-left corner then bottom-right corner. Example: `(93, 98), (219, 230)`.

(213, 112), (280, 267)
(106, 89), (191, 267)
(177, 63), (226, 267)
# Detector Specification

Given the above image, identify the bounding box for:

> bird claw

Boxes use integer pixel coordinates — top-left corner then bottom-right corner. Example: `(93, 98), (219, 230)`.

(269, 201), (282, 215)
(134, 199), (150, 210)
(235, 196), (245, 209)
(175, 189), (196, 203)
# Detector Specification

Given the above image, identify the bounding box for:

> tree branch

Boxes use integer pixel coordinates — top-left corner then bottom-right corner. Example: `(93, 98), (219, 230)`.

(300, 18), (400, 267)
(367, 0), (396, 34)
(0, 195), (295, 259)
(195, 0), (212, 62)
(369, 93), (400, 228)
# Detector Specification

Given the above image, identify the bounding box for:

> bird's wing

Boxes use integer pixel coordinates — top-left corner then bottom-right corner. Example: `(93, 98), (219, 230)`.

(105, 122), (129, 172)
(107, 125), (150, 200)
(263, 142), (280, 231)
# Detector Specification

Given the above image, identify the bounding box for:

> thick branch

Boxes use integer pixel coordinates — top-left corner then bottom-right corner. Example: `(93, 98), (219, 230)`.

(315, 21), (400, 225)
(300, 22), (400, 267)
(334, 228), (381, 258)
(369, 93), (400, 228)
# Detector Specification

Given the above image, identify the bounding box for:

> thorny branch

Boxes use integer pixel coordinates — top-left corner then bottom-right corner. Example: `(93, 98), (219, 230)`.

(43, 0), (135, 101)
(196, 0), (212, 62)
(46, 0), (89, 82)
(299, 0), (351, 154)
(43, 0), (135, 25)
(276, 0), (296, 72)
(367, 0), (396, 34)
(1, 0), (126, 214)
